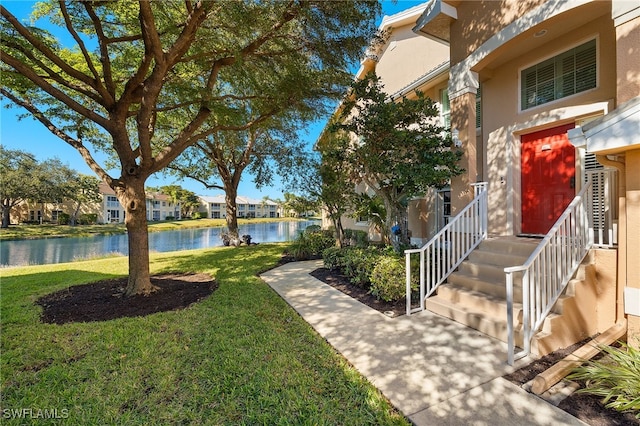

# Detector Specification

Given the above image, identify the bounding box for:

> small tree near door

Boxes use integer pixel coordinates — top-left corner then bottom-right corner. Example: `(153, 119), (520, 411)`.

(330, 72), (464, 252)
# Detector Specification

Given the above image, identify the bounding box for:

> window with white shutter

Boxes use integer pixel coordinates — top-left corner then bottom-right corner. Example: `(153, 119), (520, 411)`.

(521, 39), (596, 110)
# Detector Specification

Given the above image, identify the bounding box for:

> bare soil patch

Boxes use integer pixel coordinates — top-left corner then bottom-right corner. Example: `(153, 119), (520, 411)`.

(36, 273), (216, 324)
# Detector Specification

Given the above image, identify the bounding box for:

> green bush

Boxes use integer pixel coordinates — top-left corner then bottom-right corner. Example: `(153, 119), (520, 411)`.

(340, 247), (384, 288)
(304, 224), (322, 234)
(322, 246), (344, 270)
(79, 213), (98, 225)
(352, 230), (369, 247)
(289, 229), (335, 260)
(192, 211), (207, 219)
(568, 341), (640, 418)
(370, 256), (415, 302)
(57, 213), (70, 225)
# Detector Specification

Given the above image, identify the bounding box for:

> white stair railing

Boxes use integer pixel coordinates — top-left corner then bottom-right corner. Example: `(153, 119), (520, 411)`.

(405, 183), (488, 315)
(504, 178), (593, 365)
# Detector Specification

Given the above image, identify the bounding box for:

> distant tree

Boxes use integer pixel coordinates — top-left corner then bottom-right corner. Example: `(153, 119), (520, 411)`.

(1, 1), (380, 295)
(155, 185), (199, 219)
(170, 123), (306, 238)
(305, 143), (353, 247)
(0, 146), (39, 228)
(283, 192), (317, 218)
(331, 72), (464, 251)
(67, 174), (102, 226)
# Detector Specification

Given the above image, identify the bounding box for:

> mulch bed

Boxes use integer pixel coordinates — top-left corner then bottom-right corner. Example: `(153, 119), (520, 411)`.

(309, 267), (406, 317)
(36, 273), (216, 324)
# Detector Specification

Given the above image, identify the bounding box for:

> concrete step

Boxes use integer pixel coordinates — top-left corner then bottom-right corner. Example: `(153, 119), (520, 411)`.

(426, 295), (524, 345)
(467, 249), (530, 268)
(447, 272), (523, 301)
(436, 283), (523, 318)
(478, 237), (540, 257)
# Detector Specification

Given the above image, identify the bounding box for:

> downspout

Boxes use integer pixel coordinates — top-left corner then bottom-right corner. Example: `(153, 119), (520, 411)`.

(596, 154), (626, 323)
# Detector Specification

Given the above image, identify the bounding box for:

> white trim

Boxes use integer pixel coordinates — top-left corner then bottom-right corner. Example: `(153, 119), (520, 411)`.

(569, 96), (640, 153)
(612, 0), (640, 26)
(449, 0), (592, 100)
(517, 36), (600, 113)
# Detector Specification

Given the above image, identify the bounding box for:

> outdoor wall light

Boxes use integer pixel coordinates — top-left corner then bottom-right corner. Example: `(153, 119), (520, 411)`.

(452, 129), (463, 148)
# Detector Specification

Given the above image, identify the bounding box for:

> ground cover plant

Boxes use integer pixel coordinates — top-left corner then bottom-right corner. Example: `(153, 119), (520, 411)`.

(568, 342), (640, 419)
(1, 244), (409, 425)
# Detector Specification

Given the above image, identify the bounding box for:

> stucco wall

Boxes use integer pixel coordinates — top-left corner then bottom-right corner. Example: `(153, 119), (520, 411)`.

(626, 149), (640, 345)
(375, 23), (449, 95)
(616, 15), (640, 104)
(481, 13), (616, 235)
(450, 0), (548, 65)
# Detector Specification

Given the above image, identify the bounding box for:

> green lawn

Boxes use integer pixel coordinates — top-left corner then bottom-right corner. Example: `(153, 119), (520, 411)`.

(0, 217), (307, 241)
(0, 244), (408, 425)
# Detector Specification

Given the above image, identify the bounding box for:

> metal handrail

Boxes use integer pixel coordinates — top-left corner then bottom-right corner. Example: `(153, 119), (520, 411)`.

(505, 178), (593, 365)
(405, 183), (488, 315)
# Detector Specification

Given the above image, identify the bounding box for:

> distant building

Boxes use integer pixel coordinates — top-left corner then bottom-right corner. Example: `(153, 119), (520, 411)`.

(198, 195), (280, 219)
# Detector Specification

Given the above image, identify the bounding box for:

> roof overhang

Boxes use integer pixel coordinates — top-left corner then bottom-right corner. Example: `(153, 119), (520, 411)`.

(568, 97), (640, 154)
(412, 0), (457, 45)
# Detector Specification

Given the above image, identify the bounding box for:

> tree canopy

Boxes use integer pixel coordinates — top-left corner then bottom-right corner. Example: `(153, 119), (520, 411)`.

(330, 72), (464, 250)
(0, 1), (380, 294)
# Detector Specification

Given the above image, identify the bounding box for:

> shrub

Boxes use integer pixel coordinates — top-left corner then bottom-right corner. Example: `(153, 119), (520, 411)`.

(567, 341), (640, 418)
(370, 256), (415, 302)
(165, 215), (175, 221)
(192, 211), (207, 219)
(79, 213), (97, 225)
(304, 224), (322, 234)
(57, 213), (70, 225)
(340, 247), (383, 288)
(352, 230), (369, 247)
(322, 246), (344, 270)
(289, 230), (335, 260)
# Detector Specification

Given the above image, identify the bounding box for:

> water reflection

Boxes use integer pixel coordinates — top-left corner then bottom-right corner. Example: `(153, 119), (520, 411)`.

(1, 220), (318, 267)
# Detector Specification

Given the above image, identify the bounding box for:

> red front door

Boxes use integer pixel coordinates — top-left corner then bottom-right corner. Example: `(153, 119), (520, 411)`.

(521, 124), (576, 235)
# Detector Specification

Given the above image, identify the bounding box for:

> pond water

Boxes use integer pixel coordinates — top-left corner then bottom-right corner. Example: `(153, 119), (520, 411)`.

(1, 220), (319, 267)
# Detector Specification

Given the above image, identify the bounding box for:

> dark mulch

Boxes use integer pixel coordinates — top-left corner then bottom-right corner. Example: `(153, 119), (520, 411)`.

(504, 340), (639, 426)
(309, 267), (406, 317)
(36, 273), (216, 324)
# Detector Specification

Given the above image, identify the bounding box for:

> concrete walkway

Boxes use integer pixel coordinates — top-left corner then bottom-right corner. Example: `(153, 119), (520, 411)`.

(260, 260), (587, 426)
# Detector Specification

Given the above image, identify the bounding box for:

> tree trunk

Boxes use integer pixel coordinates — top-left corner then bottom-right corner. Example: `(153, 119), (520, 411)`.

(225, 187), (239, 240)
(120, 179), (157, 296)
(1, 204), (10, 228)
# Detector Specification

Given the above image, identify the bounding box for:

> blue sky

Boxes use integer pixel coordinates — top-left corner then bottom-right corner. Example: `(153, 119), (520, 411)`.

(0, 1), (425, 200)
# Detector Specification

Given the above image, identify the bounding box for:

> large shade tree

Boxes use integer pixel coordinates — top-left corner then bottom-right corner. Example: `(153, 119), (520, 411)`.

(0, 1), (380, 295)
(331, 72), (464, 251)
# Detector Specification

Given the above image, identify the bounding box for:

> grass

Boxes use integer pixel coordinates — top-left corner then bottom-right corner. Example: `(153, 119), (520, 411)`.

(0, 217), (306, 241)
(0, 244), (409, 425)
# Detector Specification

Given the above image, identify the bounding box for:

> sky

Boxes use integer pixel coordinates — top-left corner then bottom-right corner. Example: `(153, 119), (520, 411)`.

(0, 1), (426, 201)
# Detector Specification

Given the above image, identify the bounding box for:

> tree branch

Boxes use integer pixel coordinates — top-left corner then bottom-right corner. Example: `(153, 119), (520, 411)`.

(82, 1), (116, 96)
(0, 50), (110, 129)
(0, 6), (98, 88)
(0, 87), (114, 187)
(58, 0), (112, 104)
